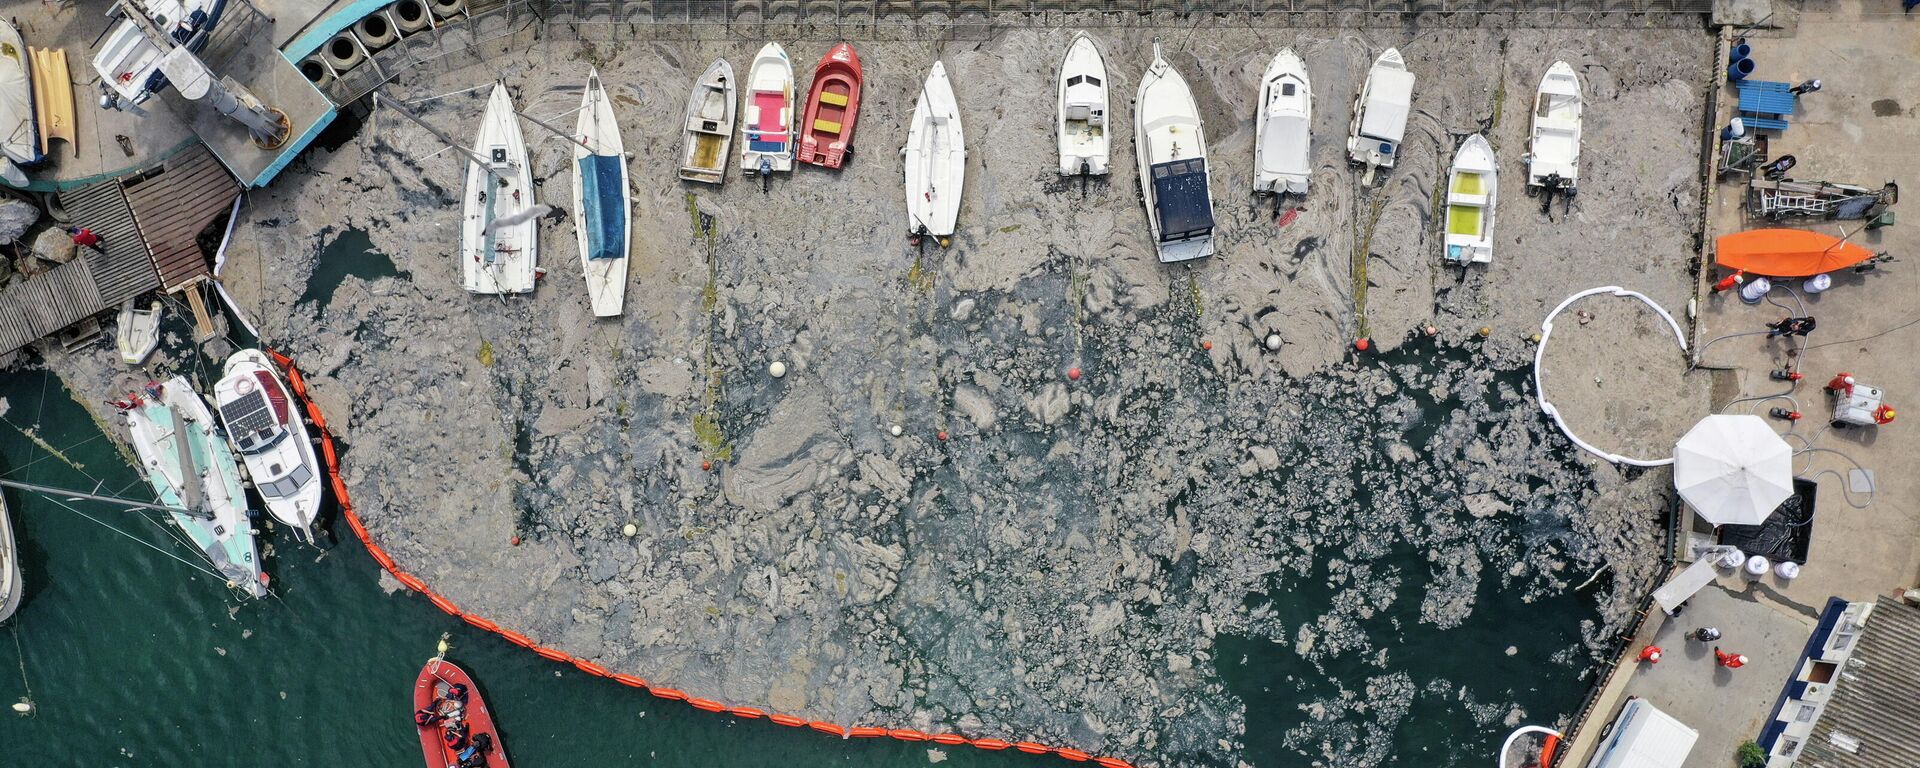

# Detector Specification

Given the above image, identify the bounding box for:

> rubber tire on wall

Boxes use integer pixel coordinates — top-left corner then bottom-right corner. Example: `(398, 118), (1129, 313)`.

(427, 0), (464, 19)
(391, 0), (431, 34)
(322, 32), (365, 71)
(298, 55), (334, 87)
(355, 12), (398, 51)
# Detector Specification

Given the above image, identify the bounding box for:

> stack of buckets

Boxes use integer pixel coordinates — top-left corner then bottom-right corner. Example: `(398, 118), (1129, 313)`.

(1729, 40), (1756, 81)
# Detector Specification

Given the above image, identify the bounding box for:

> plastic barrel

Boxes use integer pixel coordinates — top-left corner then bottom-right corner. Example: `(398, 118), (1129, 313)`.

(1722, 117), (1746, 140)
(355, 12), (398, 51)
(392, 0), (431, 34)
(322, 32), (365, 71)
(1729, 58), (1755, 82)
(1729, 43), (1752, 63)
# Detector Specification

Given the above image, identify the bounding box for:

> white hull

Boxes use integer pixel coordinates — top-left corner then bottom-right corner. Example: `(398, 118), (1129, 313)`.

(1056, 32), (1109, 177)
(1348, 47), (1415, 179)
(214, 350), (324, 544)
(1253, 48), (1311, 196)
(89, 0), (225, 106)
(903, 60), (965, 241)
(0, 19), (37, 166)
(1527, 61), (1582, 189)
(1443, 133), (1497, 265)
(1135, 43), (1214, 263)
(573, 69), (630, 318)
(0, 494), (19, 623)
(461, 83), (538, 295)
(116, 299), (162, 365)
(740, 43), (794, 177)
(679, 58), (735, 185)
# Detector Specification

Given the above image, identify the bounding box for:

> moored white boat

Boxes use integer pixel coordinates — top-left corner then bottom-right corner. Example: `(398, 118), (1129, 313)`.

(122, 377), (267, 598)
(1527, 61), (1583, 193)
(1134, 42), (1215, 263)
(214, 350), (325, 546)
(1443, 133), (1498, 265)
(90, 0), (227, 108)
(1347, 47), (1415, 184)
(902, 60), (965, 244)
(572, 68), (629, 318)
(461, 82), (537, 295)
(0, 493), (20, 623)
(0, 18), (40, 169)
(679, 58), (735, 185)
(1253, 47), (1311, 196)
(116, 299), (162, 365)
(1056, 32), (1109, 177)
(740, 43), (795, 182)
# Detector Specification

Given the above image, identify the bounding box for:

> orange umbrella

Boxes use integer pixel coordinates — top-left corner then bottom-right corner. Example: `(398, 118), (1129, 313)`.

(1715, 228), (1876, 277)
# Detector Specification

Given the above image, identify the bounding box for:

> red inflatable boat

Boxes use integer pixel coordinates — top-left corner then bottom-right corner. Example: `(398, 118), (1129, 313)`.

(798, 42), (862, 169)
(413, 658), (510, 768)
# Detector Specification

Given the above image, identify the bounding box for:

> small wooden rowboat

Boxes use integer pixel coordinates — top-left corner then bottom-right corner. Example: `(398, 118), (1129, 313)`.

(798, 43), (861, 169)
(678, 58), (734, 185)
(414, 657), (510, 768)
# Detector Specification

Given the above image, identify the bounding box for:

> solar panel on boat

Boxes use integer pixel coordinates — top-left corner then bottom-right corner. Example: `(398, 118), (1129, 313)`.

(220, 391), (275, 437)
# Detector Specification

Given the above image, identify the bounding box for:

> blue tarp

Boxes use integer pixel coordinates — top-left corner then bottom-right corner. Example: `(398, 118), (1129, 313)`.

(578, 154), (627, 261)
(1150, 159), (1214, 242)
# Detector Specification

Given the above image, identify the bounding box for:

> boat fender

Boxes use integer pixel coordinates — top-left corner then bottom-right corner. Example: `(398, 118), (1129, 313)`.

(427, 592), (460, 615)
(354, 12), (398, 51)
(887, 729), (930, 742)
(297, 56), (333, 88)
(768, 714), (806, 727)
(427, 0), (464, 19)
(611, 673), (648, 689)
(321, 32), (365, 72)
(650, 687), (688, 702)
(496, 630), (533, 648)
(807, 721), (846, 737)
(532, 646), (570, 663)
(1014, 742), (1051, 754)
(394, 572), (428, 593)
(929, 733), (969, 745)
(390, 0), (432, 34)
(462, 614), (498, 633)
(1056, 748), (1092, 762)
(688, 698), (726, 712)
(849, 727), (887, 739)
(971, 738), (1011, 751)
(572, 659), (611, 677)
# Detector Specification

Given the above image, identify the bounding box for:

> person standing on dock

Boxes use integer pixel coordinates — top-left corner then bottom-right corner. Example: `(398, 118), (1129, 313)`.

(1714, 647), (1749, 668)
(1637, 645), (1663, 664)
(1689, 627), (1723, 642)
(66, 226), (105, 254)
(1767, 315), (1817, 338)
(1789, 79), (1823, 95)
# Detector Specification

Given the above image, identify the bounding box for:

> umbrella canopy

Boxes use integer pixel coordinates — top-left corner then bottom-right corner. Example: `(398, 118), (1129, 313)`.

(1674, 415), (1794, 527)
(1715, 228), (1876, 277)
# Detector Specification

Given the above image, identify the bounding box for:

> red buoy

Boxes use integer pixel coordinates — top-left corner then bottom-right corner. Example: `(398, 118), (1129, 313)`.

(937, 430), (949, 441)
(1067, 367), (1082, 381)
(510, 535), (521, 546)
(701, 460), (712, 471)
(1200, 340), (1213, 351)
(1355, 338), (1371, 352)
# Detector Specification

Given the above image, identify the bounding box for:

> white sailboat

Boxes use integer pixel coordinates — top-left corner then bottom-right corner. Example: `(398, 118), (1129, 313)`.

(1056, 32), (1109, 177)
(1134, 42), (1215, 263)
(461, 83), (537, 295)
(1347, 47), (1415, 184)
(902, 60), (965, 245)
(740, 43), (795, 183)
(1253, 48), (1312, 196)
(1527, 61), (1583, 193)
(0, 493), (19, 623)
(572, 68), (630, 318)
(213, 350), (324, 546)
(122, 378), (267, 598)
(1443, 133), (1498, 265)
(678, 58), (735, 185)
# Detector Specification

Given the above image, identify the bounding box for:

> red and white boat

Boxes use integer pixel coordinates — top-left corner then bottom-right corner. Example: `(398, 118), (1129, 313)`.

(797, 42), (862, 169)
(414, 657), (510, 768)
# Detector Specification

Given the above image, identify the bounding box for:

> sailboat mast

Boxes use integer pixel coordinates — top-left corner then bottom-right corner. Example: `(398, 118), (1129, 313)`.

(372, 91), (499, 169)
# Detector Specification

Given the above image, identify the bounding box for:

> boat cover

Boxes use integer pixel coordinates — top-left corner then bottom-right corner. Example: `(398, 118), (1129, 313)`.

(1359, 69), (1415, 142)
(1260, 111), (1308, 176)
(1151, 158), (1213, 241)
(577, 154), (626, 261)
(1715, 228), (1874, 277)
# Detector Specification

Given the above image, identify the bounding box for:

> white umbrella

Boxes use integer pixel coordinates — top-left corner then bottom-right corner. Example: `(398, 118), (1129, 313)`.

(1674, 414), (1794, 527)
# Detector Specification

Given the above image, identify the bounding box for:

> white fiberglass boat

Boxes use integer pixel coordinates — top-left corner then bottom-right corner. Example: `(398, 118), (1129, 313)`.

(740, 43), (794, 183)
(122, 377), (267, 598)
(1134, 42), (1215, 263)
(679, 58), (735, 185)
(1527, 61), (1583, 193)
(1443, 133), (1498, 265)
(0, 493), (19, 623)
(91, 0), (227, 108)
(461, 82), (537, 295)
(214, 350), (325, 546)
(1056, 32), (1109, 177)
(0, 19), (39, 170)
(1347, 47), (1415, 184)
(902, 60), (965, 245)
(1253, 48), (1312, 196)
(573, 68), (630, 318)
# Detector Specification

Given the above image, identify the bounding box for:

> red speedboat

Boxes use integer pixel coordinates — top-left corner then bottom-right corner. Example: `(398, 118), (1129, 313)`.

(797, 43), (862, 169)
(413, 657), (510, 768)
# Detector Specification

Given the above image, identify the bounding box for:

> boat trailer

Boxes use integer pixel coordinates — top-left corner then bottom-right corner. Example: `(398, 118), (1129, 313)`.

(1748, 178), (1898, 221)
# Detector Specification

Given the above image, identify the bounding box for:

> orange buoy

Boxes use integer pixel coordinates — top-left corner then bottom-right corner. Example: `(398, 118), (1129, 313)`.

(689, 698), (726, 712)
(769, 714), (806, 728)
(611, 673), (648, 689)
(573, 659), (611, 677)
(937, 430), (949, 441)
(426, 592), (460, 615)
(510, 535), (521, 546)
(1067, 367), (1082, 381)
(1354, 337), (1371, 351)
(930, 733), (969, 746)
(849, 727), (887, 739)
(533, 646), (571, 663)
(1094, 758), (1134, 768)
(972, 738), (1012, 751)
(462, 615), (499, 633)
(727, 706), (764, 719)
(1056, 748), (1092, 762)
(701, 460), (712, 471)
(497, 630), (534, 648)
(394, 572), (427, 593)
(888, 729), (931, 742)
(650, 687), (688, 701)
(366, 545), (395, 572)
(1201, 340), (1213, 351)
(807, 721), (846, 737)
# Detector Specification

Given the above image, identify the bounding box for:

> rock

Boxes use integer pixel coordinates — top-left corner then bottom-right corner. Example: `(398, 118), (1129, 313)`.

(31, 227), (76, 265)
(0, 198), (38, 244)
(1248, 446), (1280, 471)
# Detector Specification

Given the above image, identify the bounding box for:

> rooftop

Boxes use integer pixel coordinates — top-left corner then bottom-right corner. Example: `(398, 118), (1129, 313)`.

(1802, 597), (1920, 768)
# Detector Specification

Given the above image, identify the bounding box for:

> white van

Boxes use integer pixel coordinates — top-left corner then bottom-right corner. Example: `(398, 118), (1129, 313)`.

(1586, 697), (1698, 768)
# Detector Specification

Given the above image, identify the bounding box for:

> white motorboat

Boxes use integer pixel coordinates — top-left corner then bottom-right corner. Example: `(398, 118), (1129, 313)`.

(122, 377), (267, 598)
(1347, 47), (1415, 184)
(1253, 47), (1312, 196)
(1134, 42), (1215, 263)
(740, 43), (794, 183)
(0, 18), (39, 169)
(1443, 133), (1498, 265)
(572, 68), (630, 318)
(90, 0), (227, 108)
(116, 299), (162, 365)
(214, 350), (324, 546)
(679, 58), (735, 185)
(1527, 61), (1583, 193)
(902, 60), (965, 245)
(461, 82), (537, 295)
(1056, 32), (1109, 177)
(0, 493), (20, 623)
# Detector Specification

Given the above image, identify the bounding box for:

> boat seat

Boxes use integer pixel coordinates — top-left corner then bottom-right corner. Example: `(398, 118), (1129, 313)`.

(813, 118), (843, 135)
(819, 91), (849, 108)
(1065, 104), (1091, 121)
(749, 138), (786, 152)
(1447, 192), (1489, 207)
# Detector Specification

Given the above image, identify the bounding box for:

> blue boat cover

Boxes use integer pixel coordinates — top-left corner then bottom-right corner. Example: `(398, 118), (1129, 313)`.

(748, 137), (787, 153)
(578, 154), (627, 261)
(1150, 159), (1214, 242)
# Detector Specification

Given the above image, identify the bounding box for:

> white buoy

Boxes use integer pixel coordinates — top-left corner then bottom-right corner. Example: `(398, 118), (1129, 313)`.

(1264, 333), (1281, 351)
(11, 700), (30, 714)
(1716, 549), (1747, 569)
(769, 361), (787, 378)
(889, 424), (903, 437)
(1802, 273), (1832, 294)
(1739, 276), (1772, 304)
(622, 523), (638, 537)
(1744, 554), (1771, 577)
(1774, 561), (1801, 579)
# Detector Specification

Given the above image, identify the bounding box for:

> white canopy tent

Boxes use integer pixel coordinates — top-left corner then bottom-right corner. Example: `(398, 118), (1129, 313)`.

(1674, 415), (1794, 527)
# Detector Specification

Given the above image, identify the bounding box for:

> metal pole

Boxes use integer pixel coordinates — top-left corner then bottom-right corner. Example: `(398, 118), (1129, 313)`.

(0, 478), (212, 520)
(371, 91), (497, 168)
